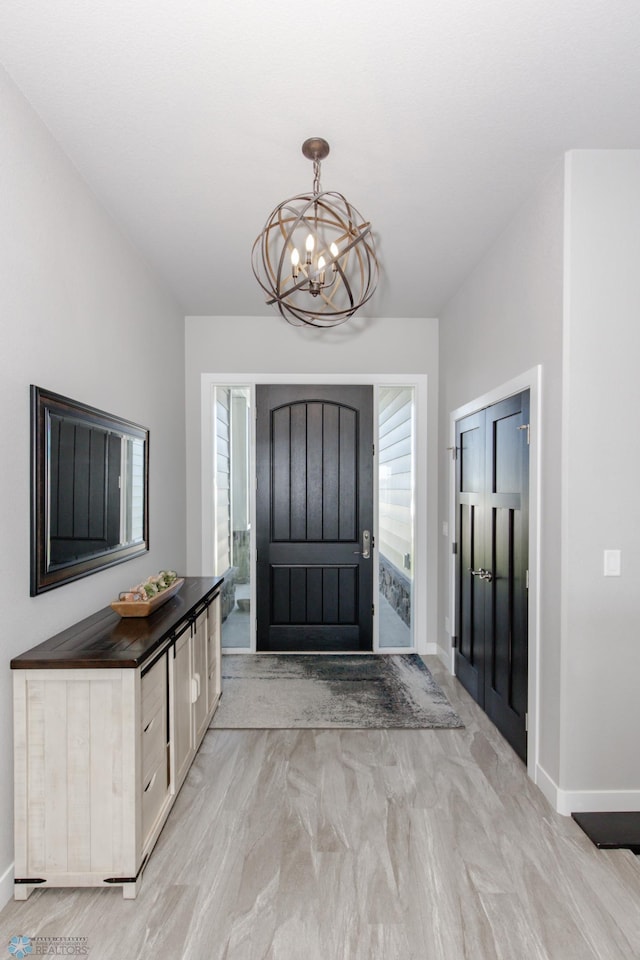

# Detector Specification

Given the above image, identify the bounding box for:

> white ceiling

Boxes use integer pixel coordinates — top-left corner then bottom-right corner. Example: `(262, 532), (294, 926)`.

(2, 0), (640, 318)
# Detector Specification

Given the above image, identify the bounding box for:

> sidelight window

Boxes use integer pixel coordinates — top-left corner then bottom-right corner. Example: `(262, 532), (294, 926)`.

(377, 385), (415, 648)
(212, 385), (252, 650)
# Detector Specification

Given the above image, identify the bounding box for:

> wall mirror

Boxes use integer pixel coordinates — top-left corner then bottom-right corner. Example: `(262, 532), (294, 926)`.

(30, 385), (149, 595)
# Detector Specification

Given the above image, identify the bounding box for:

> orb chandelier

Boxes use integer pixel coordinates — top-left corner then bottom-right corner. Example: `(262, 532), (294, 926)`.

(251, 138), (379, 327)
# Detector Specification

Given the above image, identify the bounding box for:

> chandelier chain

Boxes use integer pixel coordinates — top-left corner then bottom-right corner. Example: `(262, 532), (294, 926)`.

(312, 159), (322, 196)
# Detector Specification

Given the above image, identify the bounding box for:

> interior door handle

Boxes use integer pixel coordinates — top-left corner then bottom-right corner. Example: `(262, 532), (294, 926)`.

(469, 567), (493, 582)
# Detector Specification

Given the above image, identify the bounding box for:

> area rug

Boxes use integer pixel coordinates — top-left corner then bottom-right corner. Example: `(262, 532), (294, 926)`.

(210, 654), (464, 729)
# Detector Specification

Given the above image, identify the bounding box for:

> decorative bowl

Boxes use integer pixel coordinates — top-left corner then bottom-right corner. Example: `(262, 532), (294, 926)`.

(111, 578), (184, 618)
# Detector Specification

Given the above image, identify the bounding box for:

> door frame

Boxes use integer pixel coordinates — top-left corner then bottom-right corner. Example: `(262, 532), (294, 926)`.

(447, 366), (541, 782)
(201, 372), (431, 655)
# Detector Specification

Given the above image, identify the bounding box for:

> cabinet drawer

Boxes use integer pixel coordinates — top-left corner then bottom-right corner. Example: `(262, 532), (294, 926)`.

(142, 655), (166, 728)
(141, 703), (166, 782)
(142, 751), (169, 844)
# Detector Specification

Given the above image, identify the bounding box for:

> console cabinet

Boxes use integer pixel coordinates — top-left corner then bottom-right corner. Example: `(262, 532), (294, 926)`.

(11, 576), (223, 900)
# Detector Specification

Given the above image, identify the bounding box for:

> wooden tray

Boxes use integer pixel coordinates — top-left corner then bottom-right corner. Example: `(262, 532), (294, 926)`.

(111, 578), (184, 618)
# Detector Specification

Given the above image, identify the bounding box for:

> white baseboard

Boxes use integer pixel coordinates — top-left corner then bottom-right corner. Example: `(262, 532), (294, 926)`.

(0, 860), (14, 910)
(535, 764), (568, 813)
(536, 764), (640, 817)
(435, 643), (453, 672)
(564, 789), (640, 815)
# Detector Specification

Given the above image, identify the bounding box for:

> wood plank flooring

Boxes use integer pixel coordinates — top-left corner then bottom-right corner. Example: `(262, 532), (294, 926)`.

(1, 657), (639, 959)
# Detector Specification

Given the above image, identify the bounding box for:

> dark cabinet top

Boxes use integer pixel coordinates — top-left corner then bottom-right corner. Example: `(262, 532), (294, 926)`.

(11, 576), (224, 670)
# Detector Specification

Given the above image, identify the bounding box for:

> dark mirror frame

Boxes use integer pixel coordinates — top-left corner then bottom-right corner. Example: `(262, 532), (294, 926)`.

(30, 385), (149, 595)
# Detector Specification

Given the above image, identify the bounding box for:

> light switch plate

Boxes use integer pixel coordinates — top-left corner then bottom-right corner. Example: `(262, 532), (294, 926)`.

(604, 549), (621, 577)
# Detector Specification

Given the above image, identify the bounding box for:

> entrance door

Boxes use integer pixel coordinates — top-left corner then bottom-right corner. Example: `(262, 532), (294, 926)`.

(256, 384), (374, 652)
(455, 390), (529, 761)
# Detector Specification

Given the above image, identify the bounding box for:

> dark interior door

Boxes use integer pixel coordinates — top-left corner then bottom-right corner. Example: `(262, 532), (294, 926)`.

(256, 384), (373, 652)
(455, 390), (530, 761)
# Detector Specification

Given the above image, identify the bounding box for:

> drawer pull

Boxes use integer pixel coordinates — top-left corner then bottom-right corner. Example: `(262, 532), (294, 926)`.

(144, 772), (157, 794)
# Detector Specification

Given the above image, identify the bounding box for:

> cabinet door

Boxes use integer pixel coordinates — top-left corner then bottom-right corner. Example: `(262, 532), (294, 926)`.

(207, 593), (222, 715)
(192, 608), (209, 747)
(171, 626), (195, 792)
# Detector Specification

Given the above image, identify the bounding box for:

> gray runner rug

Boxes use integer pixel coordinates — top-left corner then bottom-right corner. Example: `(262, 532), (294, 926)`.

(211, 654), (464, 729)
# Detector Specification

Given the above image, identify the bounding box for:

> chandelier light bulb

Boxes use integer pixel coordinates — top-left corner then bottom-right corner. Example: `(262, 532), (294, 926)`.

(305, 233), (315, 265)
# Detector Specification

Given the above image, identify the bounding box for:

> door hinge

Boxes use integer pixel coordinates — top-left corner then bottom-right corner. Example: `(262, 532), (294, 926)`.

(525, 712), (529, 732)
(452, 541), (458, 555)
(518, 423), (530, 445)
(372, 443), (375, 457)
(372, 603), (375, 616)
(451, 634), (458, 649)
(525, 569), (529, 589)
(447, 445), (458, 461)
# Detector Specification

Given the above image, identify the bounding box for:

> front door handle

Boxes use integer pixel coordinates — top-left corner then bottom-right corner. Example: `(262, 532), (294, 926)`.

(361, 530), (371, 560)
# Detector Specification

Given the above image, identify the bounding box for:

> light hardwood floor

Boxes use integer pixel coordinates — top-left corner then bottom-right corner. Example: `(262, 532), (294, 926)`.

(2, 657), (639, 959)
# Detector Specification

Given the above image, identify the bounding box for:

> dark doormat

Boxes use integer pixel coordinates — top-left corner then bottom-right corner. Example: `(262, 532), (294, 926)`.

(572, 811), (640, 854)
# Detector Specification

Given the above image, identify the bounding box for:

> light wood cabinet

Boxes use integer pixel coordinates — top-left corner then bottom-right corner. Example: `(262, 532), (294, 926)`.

(12, 577), (223, 901)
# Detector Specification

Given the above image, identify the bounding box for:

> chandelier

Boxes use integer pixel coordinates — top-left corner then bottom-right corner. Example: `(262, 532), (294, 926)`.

(251, 138), (379, 327)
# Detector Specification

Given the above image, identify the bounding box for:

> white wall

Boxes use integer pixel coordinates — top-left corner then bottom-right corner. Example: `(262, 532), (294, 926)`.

(561, 151), (640, 801)
(438, 159), (565, 786)
(0, 69), (186, 904)
(184, 314), (439, 647)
